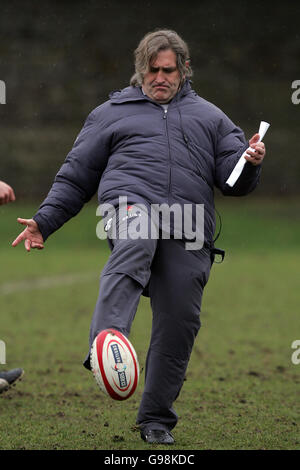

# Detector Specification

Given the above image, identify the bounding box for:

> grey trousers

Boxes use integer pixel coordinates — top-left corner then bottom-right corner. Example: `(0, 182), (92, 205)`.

(83, 208), (212, 432)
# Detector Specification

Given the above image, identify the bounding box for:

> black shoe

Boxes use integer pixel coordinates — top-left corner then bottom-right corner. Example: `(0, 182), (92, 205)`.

(0, 368), (24, 394)
(141, 429), (175, 445)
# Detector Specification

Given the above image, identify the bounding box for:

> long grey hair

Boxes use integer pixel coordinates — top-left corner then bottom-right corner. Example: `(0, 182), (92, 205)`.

(130, 29), (193, 87)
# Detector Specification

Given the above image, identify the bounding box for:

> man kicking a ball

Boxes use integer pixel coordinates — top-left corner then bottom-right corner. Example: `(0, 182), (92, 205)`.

(12, 30), (266, 444)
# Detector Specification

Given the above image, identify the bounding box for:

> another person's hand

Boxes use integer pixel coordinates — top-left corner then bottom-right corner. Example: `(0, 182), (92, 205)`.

(12, 218), (44, 252)
(244, 133), (266, 166)
(0, 181), (16, 205)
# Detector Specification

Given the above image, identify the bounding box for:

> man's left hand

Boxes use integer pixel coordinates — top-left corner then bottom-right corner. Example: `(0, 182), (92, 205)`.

(0, 181), (16, 205)
(244, 133), (266, 166)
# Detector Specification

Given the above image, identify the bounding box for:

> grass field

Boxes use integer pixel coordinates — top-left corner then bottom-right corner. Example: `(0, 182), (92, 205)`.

(0, 197), (299, 450)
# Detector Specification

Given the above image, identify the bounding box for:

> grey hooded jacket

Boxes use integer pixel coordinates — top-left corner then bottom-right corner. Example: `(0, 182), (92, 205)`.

(33, 80), (261, 245)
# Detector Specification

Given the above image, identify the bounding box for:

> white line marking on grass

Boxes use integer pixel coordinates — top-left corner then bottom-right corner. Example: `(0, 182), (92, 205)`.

(0, 272), (99, 295)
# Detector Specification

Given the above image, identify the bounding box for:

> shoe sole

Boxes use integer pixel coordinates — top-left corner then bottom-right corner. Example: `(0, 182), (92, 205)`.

(141, 432), (175, 445)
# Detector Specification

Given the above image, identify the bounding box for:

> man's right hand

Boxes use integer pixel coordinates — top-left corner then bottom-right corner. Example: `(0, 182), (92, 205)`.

(12, 218), (44, 252)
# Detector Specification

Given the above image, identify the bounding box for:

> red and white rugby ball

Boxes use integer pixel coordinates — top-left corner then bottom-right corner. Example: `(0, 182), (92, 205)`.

(90, 329), (139, 401)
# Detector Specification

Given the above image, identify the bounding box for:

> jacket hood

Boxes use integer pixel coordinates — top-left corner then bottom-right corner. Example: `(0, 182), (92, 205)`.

(109, 79), (193, 104)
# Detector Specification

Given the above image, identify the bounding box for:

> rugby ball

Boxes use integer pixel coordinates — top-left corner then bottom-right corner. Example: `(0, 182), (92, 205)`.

(90, 329), (139, 401)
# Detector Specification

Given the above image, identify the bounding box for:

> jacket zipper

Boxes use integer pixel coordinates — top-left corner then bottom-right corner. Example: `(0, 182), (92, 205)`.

(163, 107), (172, 201)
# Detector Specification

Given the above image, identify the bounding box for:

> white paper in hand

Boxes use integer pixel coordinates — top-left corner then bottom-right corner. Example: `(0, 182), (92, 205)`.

(226, 121), (270, 187)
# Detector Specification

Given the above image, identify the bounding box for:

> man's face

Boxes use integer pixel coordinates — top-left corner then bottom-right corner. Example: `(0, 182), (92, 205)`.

(142, 49), (182, 104)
